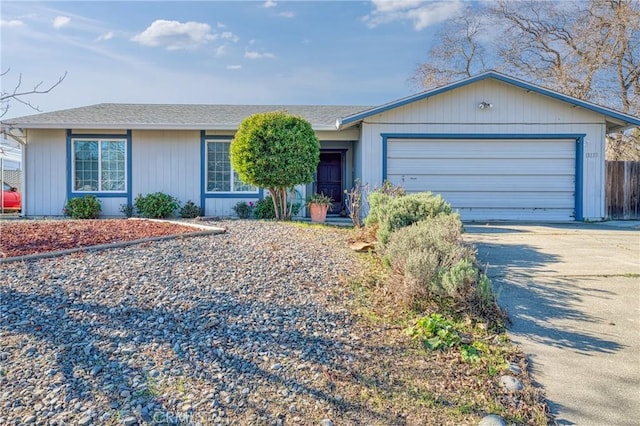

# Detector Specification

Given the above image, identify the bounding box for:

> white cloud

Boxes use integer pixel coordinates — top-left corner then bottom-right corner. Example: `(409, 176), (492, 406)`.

(52, 16), (71, 29)
(0, 19), (25, 28)
(244, 51), (275, 59)
(132, 19), (216, 50)
(97, 31), (114, 41)
(363, 0), (462, 30)
(220, 31), (239, 43)
(215, 45), (227, 56)
(263, 0), (277, 8)
(226, 65), (242, 70)
(217, 22), (226, 28)
(279, 11), (295, 18)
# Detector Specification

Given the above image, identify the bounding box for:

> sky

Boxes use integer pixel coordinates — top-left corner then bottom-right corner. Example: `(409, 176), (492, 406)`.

(0, 0), (470, 120)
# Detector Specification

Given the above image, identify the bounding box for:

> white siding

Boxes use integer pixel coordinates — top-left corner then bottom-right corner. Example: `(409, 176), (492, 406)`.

(359, 79), (608, 221)
(205, 197), (259, 217)
(131, 130), (200, 208)
(24, 129), (67, 216)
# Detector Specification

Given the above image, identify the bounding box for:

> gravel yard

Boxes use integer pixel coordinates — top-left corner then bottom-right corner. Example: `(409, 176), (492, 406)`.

(0, 221), (406, 425)
(1, 219), (545, 425)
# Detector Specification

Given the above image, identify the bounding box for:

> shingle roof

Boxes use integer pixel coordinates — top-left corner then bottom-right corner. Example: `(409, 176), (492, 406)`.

(2, 103), (373, 131)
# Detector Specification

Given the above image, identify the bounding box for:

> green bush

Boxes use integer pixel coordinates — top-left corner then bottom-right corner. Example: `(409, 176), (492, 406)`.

(384, 214), (471, 306)
(365, 181), (406, 227)
(64, 195), (102, 219)
(120, 203), (134, 218)
(375, 192), (453, 246)
(232, 201), (253, 219)
(253, 196), (300, 220)
(383, 214), (501, 324)
(180, 200), (202, 218)
(134, 192), (180, 218)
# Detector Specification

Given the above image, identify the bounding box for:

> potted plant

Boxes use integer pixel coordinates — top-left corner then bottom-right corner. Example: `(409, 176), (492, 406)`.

(307, 193), (333, 223)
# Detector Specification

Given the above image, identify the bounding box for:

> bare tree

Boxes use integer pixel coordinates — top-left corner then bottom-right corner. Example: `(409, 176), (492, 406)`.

(1, 69), (67, 118)
(412, 11), (489, 89)
(413, 0), (640, 159)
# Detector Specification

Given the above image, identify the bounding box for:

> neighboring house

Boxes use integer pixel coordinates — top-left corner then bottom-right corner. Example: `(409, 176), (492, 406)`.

(2, 71), (639, 221)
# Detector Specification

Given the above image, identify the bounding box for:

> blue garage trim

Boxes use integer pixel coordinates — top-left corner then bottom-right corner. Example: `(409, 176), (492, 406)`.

(381, 133), (586, 221)
(200, 134), (263, 215)
(338, 71), (640, 128)
(575, 136), (584, 221)
(66, 130), (132, 205)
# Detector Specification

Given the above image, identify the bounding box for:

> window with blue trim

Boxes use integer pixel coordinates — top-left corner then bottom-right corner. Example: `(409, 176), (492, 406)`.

(206, 140), (256, 193)
(73, 139), (126, 192)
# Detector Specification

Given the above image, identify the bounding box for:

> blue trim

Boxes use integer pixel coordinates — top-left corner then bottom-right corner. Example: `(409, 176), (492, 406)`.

(203, 193), (260, 199)
(338, 71), (640, 128)
(381, 133), (586, 221)
(201, 134), (261, 212)
(66, 131), (132, 207)
(200, 130), (206, 213)
(66, 129), (72, 202)
(381, 133), (586, 140)
(381, 135), (388, 181)
(575, 136), (584, 221)
(126, 130), (132, 207)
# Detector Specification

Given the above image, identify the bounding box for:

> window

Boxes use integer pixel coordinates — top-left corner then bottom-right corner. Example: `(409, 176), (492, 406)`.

(73, 139), (126, 192)
(206, 140), (257, 193)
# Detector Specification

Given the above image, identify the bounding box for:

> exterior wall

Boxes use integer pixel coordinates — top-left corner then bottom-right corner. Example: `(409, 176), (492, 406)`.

(23, 127), (360, 218)
(131, 130), (200, 210)
(24, 129), (67, 216)
(359, 79), (608, 220)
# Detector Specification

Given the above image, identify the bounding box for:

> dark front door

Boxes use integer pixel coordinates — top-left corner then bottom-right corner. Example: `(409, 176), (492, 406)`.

(316, 152), (343, 213)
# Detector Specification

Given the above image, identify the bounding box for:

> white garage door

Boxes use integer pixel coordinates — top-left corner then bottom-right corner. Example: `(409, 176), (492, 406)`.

(386, 138), (576, 221)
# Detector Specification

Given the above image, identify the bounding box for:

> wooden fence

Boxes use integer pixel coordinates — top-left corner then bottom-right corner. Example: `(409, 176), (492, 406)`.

(606, 161), (640, 219)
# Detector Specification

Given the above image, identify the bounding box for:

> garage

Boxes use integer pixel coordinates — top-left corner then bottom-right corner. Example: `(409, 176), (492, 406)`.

(384, 135), (580, 221)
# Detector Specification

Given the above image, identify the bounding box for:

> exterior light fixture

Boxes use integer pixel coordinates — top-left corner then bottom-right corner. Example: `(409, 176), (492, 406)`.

(478, 102), (493, 109)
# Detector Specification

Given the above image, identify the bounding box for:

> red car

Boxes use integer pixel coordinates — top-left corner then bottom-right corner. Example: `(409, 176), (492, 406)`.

(2, 182), (21, 212)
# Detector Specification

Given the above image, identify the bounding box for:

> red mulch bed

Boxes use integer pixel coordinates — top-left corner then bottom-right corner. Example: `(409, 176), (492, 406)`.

(0, 219), (201, 258)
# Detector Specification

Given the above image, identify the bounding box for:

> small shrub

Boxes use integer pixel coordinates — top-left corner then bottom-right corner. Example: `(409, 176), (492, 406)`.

(376, 192), (453, 247)
(405, 313), (461, 350)
(232, 201), (254, 219)
(120, 203), (134, 218)
(383, 214), (504, 326)
(253, 196), (300, 220)
(134, 192), (180, 218)
(64, 195), (101, 219)
(384, 214), (471, 308)
(180, 200), (202, 218)
(365, 181), (406, 227)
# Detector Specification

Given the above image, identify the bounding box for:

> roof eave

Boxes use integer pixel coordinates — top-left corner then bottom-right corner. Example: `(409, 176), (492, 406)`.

(3, 123), (344, 132)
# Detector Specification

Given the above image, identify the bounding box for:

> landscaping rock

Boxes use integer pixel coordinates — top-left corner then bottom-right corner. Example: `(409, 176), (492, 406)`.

(478, 414), (507, 426)
(500, 375), (524, 392)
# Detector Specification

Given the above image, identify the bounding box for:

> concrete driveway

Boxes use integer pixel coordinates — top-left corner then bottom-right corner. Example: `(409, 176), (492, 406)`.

(464, 222), (640, 426)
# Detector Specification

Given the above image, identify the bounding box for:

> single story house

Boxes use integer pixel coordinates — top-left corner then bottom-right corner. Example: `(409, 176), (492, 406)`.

(2, 71), (639, 221)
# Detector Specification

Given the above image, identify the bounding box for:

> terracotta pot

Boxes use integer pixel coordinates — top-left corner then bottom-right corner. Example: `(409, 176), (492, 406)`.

(309, 203), (329, 223)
